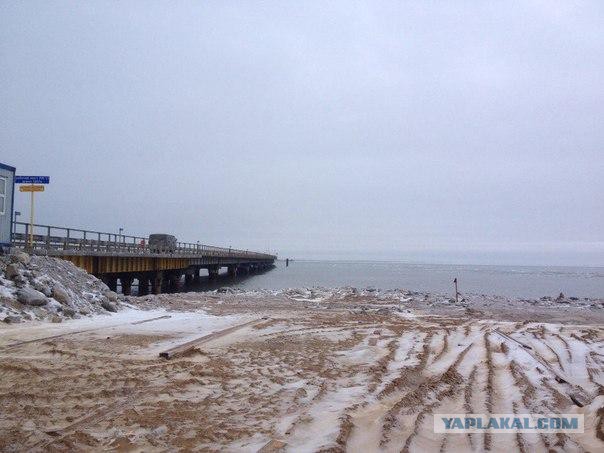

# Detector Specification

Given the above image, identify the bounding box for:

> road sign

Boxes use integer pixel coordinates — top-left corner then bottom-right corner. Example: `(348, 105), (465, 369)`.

(15, 176), (50, 184)
(19, 185), (45, 192)
(16, 176), (50, 249)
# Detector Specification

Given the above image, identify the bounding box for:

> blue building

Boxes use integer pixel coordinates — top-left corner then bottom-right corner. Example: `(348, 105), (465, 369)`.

(0, 162), (16, 251)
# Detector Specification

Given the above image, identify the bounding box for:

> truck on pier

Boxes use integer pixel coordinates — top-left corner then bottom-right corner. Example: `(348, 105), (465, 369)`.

(148, 233), (177, 253)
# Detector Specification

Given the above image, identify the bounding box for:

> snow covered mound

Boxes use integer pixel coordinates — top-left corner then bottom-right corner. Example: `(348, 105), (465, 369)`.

(0, 251), (123, 323)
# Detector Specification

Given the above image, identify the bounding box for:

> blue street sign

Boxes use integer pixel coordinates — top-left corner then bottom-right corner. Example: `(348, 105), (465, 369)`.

(15, 176), (50, 184)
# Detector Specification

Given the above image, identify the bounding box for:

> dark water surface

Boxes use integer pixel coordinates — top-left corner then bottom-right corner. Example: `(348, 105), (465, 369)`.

(177, 260), (604, 299)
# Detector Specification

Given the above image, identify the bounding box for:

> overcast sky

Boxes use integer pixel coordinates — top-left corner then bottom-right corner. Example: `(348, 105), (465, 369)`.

(1, 1), (603, 265)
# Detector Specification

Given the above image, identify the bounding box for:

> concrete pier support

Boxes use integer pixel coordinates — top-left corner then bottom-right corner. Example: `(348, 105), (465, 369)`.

(184, 273), (193, 286)
(120, 276), (133, 296)
(193, 268), (201, 283)
(168, 272), (182, 291)
(106, 276), (118, 292)
(227, 265), (237, 277)
(152, 272), (163, 295)
(138, 275), (150, 296)
(208, 265), (220, 280)
(237, 265), (249, 276)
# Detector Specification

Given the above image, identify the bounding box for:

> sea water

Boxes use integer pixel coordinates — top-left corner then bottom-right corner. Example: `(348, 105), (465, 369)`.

(177, 260), (604, 299)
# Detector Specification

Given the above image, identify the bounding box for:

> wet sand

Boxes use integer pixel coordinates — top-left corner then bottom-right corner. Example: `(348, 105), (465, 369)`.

(0, 290), (603, 452)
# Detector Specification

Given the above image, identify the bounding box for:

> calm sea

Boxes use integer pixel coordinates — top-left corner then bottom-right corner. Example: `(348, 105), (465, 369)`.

(177, 260), (604, 299)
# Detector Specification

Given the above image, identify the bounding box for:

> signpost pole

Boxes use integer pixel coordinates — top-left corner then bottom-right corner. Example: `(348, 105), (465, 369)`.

(29, 183), (35, 250)
(15, 176), (49, 251)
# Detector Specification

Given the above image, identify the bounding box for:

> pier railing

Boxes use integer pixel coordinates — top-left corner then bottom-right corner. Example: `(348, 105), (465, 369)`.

(12, 221), (275, 260)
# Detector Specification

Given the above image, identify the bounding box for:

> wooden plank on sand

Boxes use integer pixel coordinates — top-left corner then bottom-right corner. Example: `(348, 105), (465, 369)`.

(159, 318), (265, 360)
(131, 315), (172, 325)
(493, 329), (591, 406)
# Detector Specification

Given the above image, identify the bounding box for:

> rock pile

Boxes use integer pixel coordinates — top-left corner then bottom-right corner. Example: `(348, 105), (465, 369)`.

(0, 251), (123, 323)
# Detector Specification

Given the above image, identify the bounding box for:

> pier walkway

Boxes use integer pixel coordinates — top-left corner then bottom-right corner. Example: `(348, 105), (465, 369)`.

(12, 222), (276, 294)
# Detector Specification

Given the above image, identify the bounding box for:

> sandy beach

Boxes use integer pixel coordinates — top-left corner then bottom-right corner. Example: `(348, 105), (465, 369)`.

(1, 288), (603, 452)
